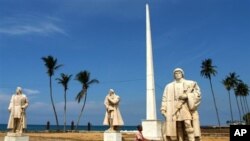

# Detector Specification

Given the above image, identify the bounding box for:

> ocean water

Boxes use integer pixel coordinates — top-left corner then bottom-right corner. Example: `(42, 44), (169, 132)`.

(0, 124), (137, 132)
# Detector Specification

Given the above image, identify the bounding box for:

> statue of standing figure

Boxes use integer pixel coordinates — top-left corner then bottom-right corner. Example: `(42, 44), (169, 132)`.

(161, 68), (201, 141)
(7, 87), (29, 133)
(103, 89), (124, 131)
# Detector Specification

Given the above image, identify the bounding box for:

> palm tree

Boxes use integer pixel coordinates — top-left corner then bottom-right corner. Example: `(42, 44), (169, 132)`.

(222, 77), (234, 122)
(226, 72), (242, 122)
(241, 83), (250, 118)
(243, 113), (250, 125)
(235, 82), (250, 124)
(41, 55), (63, 129)
(56, 73), (72, 132)
(200, 58), (221, 127)
(75, 70), (99, 130)
(222, 72), (242, 123)
(243, 94), (250, 120)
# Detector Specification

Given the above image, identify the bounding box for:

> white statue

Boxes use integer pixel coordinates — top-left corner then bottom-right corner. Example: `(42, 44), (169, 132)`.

(103, 89), (124, 131)
(7, 87), (29, 133)
(161, 68), (201, 141)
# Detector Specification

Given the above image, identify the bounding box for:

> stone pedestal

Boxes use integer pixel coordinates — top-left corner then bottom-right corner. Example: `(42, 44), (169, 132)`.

(104, 131), (122, 141)
(4, 133), (29, 141)
(142, 120), (162, 140)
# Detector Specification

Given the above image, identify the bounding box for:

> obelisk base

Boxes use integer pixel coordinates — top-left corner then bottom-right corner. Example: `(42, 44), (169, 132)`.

(142, 120), (162, 140)
(4, 133), (29, 141)
(104, 131), (122, 141)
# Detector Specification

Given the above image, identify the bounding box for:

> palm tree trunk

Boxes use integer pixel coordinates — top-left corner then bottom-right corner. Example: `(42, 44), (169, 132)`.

(50, 77), (59, 129)
(243, 97), (248, 116)
(64, 90), (67, 132)
(245, 97), (250, 114)
(244, 97), (250, 124)
(243, 97), (250, 114)
(228, 91), (234, 122)
(235, 95), (242, 121)
(243, 97), (249, 124)
(240, 96), (246, 123)
(209, 78), (221, 127)
(240, 96), (245, 118)
(75, 93), (87, 130)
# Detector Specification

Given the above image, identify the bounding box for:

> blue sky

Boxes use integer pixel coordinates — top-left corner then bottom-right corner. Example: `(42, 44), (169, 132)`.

(0, 0), (250, 127)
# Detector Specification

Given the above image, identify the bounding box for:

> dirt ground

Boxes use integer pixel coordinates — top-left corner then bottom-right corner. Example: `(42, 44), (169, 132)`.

(0, 131), (229, 141)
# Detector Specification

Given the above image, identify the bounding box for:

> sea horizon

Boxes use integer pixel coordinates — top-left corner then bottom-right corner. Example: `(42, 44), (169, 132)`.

(0, 124), (137, 132)
(0, 123), (229, 132)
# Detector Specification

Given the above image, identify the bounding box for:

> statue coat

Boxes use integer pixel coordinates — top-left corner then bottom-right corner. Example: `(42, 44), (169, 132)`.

(103, 94), (124, 126)
(161, 79), (201, 138)
(7, 94), (29, 129)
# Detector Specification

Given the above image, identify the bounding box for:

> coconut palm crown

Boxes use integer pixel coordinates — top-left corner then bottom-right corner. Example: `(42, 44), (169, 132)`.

(75, 70), (99, 130)
(41, 55), (63, 129)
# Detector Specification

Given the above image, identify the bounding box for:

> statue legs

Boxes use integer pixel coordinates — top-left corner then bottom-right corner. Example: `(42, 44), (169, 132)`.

(177, 122), (184, 141)
(108, 111), (114, 131)
(109, 118), (114, 131)
(184, 120), (194, 141)
(195, 137), (201, 141)
(163, 120), (195, 141)
(13, 118), (21, 133)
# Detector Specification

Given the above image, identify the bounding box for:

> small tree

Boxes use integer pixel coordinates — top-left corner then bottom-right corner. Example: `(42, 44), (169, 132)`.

(235, 82), (250, 124)
(222, 72), (242, 123)
(56, 73), (72, 132)
(222, 77), (234, 122)
(41, 55), (62, 129)
(243, 113), (250, 125)
(200, 58), (221, 127)
(75, 70), (99, 130)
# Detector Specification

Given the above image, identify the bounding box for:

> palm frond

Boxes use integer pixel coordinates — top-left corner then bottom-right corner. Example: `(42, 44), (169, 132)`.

(41, 55), (63, 76)
(200, 58), (217, 79)
(235, 82), (249, 96)
(75, 90), (86, 103)
(56, 73), (72, 90)
(87, 79), (99, 85)
(222, 77), (231, 91)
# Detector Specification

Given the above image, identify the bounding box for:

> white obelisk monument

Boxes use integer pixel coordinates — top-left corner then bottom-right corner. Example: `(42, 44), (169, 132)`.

(141, 3), (161, 140)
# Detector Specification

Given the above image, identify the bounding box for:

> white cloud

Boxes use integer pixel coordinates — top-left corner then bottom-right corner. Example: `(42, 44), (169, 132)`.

(29, 102), (50, 110)
(0, 94), (11, 103)
(24, 100), (104, 124)
(0, 23), (66, 36)
(0, 93), (11, 123)
(0, 16), (67, 36)
(27, 100), (103, 116)
(55, 100), (103, 113)
(23, 88), (40, 95)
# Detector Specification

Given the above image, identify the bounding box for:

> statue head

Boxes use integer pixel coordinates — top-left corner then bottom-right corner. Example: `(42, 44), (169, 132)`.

(173, 68), (184, 79)
(16, 86), (22, 95)
(109, 89), (115, 95)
